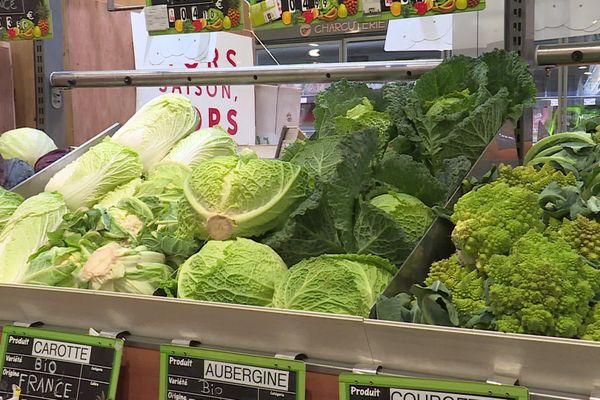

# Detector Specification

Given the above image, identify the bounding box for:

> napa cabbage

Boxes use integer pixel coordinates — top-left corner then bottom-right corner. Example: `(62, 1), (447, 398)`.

(111, 94), (198, 171)
(179, 149), (312, 240)
(273, 254), (396, 317)
(0, 188), (23, 231)
(177, 238), (287, 306)
(159, 126), (237, 170)
(0, 192), (68, 283)
(0, 128), (57, 166)
(44, 141), (143, 210)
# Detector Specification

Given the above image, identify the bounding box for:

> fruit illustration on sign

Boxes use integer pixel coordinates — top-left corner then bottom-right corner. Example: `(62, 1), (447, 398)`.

(456, 0), (467, 9)
(207, 8), (225, 30)
(36, 2), (50, 36)
(317, 0), (338, 21)
(7, 28), (17, 40)
(432, 0), (456, 12)
(19, 19), (35, 39)
(414, 1), (427, 14)
(342, 0), (357, 15)
(338, 4), (348, 18)
(33, 26), (42, 38)
(223, 0), (242, 27)
(390, 1), (401, 16)
(223, 16), (232, 29)
(282, 11), (293, 24)
(175, 19), (184, 32)
(467, 0), (480, 7)
(192, 20), (203, 31)
(302, 9), (315, 23)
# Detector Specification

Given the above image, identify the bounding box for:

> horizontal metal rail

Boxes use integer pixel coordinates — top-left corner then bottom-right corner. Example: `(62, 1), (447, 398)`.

(536, 41), (600, 66)
(49, 60), (443, 89)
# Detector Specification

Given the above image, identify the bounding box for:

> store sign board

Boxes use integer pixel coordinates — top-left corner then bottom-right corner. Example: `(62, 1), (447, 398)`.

(339, 374), (529, 400)
(0, 0), (52, 41)
(250, 0), (484, 32)
(0, 325), (124, 400)
(145, 0), (244, 34)
(160, 345), (306, 400)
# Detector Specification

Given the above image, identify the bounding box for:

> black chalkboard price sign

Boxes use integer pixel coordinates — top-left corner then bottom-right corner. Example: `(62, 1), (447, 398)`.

(0, 325), (124, 400)
(160, 345), (306, 400)
(0, 0), (53, 41)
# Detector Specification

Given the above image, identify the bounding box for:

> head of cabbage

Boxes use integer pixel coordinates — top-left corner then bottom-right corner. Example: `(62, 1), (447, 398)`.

(0, 188), (23, 231)
(370, 192), (433, 245)
(273, 254), (396, 317)
(112, 94), (199, 171)
(177, 238), (287, 306)
(178, 149), (312, 240)
(0, 128), (57, 166)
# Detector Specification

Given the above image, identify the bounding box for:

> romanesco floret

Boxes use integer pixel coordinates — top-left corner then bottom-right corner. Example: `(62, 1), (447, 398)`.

(546, 215), (600, 264)
(425, 254), (486, 325)
(451, 182), (544, 268)
(485, 230), (600, 338)
(494, 164), (576, 193)
(580, 302), (600, 341)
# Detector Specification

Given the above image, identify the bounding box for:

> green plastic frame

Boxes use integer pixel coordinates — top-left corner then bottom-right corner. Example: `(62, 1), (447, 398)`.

(160, 345), (306, 400)
(339, 374), (529, 400)
(0, 325), (124, 400)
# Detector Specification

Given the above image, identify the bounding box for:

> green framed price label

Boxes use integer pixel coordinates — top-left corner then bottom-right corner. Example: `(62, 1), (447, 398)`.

(339, 374), (529, 400)
(0, 325), (124, 400)
(160, 345), (306, 400)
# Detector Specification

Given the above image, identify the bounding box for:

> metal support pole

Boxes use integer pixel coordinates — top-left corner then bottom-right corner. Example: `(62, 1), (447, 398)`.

(505, 0), (535, 162)
(35, 0), (66, 148)
(537, 41), (600, 67)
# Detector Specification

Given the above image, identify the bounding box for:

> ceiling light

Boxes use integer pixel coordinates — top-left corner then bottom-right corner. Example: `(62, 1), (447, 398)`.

(579, 66), (588, 69)
(584, 71), (593, 75)
(309, 49), (320, 57)
(309, 43), (319, 47)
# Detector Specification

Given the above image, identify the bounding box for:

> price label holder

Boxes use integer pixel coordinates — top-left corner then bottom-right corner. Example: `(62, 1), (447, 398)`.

(0, 325), (124, 400)
(160, 344), (306, 400)
(339, 374), (529, 400)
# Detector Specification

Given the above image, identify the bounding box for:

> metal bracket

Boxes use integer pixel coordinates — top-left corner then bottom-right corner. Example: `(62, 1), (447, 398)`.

(171, 339), (201, 347)
(486, 374), (519, 386)
(352, 363), (381, 375)
(88, 328), (130, 339)
(51, 88), (63, 110)
(274, 352), (305, 361)
(13, 321), (43, 328)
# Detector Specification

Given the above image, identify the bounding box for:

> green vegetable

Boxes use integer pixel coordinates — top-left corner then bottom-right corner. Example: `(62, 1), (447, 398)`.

(425, 254), (486, 324)
(451, 182), (544, 267)
(581, 302), (600, 341)
(44, 141), (143, 211)
(0, 128), (57, 166)
(97, 178), (143, 209)
(274, 254), (395, 317)
(546, 215), (600, 264)
(111, 94), (198, 171)
(370, 192), (433, 245)
(179, 149), (311, 240)
(21, 247), (84, 288)
(485, 230), (599, 338)
(159, 126), (237, 170)
(332, 98), (392, 152)
(495, 163), (577, 193)
(523, 132), (598, 175)
(0, 188), (23, 231)
(0, 192), (68, 283)
(177, 238), (287, 306)
(136, 163), (190, 204)
(78, 242), (173, 294)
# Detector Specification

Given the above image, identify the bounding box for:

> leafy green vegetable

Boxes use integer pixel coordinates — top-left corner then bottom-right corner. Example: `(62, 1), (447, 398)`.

(159, 126), (237, 170)
(21, 247), (84, 288)
(44, 140), (143, 211)
(370, 192), (433, 245)
(273, 254), (395, 317)
(495, 163), (576, 193)
(332, 98), (392, 152)
(485, 230), (599, 337)
(97, 178), (142, 209)
(0, 188), (23, 231)
(112, 93), (198, 171)
(136, 163), (190, 204)
(79, 242), (173, 294)
(546, 215), (600, 264)
(177, 238), (287, 306)
(0, 192), (68, 283)
(0, 128), (57, 166)
(179, 149), (312, 240)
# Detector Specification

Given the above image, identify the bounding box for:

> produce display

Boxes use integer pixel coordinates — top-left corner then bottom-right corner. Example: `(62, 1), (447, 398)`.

(0, 128), (66, 189)
(0, 50), (536, 321)
(375, 127), (600, 341)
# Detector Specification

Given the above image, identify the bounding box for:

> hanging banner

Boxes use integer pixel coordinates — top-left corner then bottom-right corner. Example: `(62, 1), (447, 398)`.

(0, 0), (53, 41)
(145, 0), (244, 34)
(339, 374), (528, 400)
(249, 0), (484, 32)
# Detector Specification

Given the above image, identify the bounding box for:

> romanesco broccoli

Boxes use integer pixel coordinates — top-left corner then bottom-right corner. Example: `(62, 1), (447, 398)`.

(495, 164), (576, 193)
(546, 215), (600, 264)
(425, 254), (486, 325)
(580, 302), (600, 341)
(451, 182), (544, 268)
(485, 230), (600, 338)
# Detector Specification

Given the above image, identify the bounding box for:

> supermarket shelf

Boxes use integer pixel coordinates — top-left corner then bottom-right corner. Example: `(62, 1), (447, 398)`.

(1, 283), (600, 399)
(11, 123), (120, 198)
(49, 60), (443, 89)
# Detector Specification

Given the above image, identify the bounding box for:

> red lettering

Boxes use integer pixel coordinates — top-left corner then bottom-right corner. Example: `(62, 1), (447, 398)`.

(222, 86), (231, 99)
(208, 49), (219, 68)
(226, 50), (237, 67)
(207, 86), (218, 97)
(208, 108), (221, 126)
(195, 86), (202, 96)
(227, 110), (238, 135)
(172, 86), (183, 94)
(159, 87), (167, 93)
(185, 63), (199, 69)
